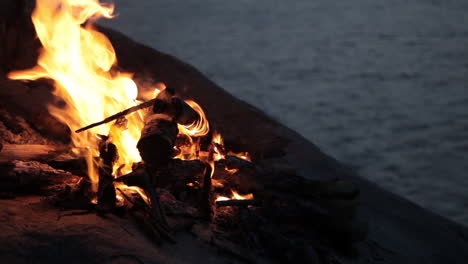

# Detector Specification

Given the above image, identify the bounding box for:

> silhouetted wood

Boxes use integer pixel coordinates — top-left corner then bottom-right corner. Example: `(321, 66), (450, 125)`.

(115, 165), (174, 243)
(75, 98), (158, 133)
(152, 88), (200, 125)
(117, 159), (209, 213)
(137, 114), (178, 165)
(216, 199), (258, 207)
(97, 138), (118, 211)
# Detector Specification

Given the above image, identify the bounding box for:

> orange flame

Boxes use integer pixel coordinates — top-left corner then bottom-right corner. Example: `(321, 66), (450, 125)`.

(7, 0), (254, 209)
(175, 100), (209, 160)
(8, 0), (143, 191)
(215, 190), (254, 202)
(212, 132), (225, 161)
(215, 196), (230, 202)
(115, 182), (150, 205)
(178, 100), (209, 138)
(231, 190), (254, 200)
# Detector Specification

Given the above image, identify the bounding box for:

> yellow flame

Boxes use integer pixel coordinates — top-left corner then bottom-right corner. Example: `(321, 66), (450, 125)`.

(213, 132), (223, 145)
(212, 132), (225, 161)
(231, 190), (254, 200)
(115, 182), (149, 204)
(175, 100), (209, 160)
(179, 100), (209, 137)
(225, 168), (239, 174)
(215, 196), (230, 202)
(215, 190), (254, 202)
(8, 0), (143, 191)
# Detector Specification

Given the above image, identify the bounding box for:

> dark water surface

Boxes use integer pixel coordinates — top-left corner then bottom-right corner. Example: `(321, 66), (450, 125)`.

(102, 0), (468, 225)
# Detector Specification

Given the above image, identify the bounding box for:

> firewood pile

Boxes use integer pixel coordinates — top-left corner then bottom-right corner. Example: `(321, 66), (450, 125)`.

(0, 85), (367, 263)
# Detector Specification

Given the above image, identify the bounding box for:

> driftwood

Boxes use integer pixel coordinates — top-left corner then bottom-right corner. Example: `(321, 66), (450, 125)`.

(0, 160), (81, 194)
(0, 144), (67, 162)
(0, 144), (87, 176)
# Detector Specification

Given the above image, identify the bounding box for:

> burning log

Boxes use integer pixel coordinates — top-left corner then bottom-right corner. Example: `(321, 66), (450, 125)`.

(0, 143), (87, 176)
(137, 114), (178, 165)
(46, 153), (88, 177)
(0, 144), (68, 162)
(150, 159), (206, 196)
(213, 155), (263, 194)
(119, 159), (211, 215)
(0, 160), (81, 195)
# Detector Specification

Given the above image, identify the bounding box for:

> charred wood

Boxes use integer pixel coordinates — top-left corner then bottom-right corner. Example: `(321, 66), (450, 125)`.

(46, 153), (87, 177)
(150, 159), (206, 202)
(213, 157), (368, 248)
(117, 159), (210, 217)
(158, 188), (199, 218)
(115, 166), (173, 242)
(216, 199), (258, 208)
(214, 156), (263, 194)
(0, 144), (68, 162)
(131, 210), (163, 245)
(137, 114), (178, 165)
(199, 164), (212, 218)
(153, 96), (200, 126)
(97, 137), (118, 211)
(0, 160), (81, 194)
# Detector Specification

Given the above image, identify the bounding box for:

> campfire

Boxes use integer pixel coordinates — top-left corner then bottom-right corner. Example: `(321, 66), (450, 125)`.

(0, 0), (367, 262)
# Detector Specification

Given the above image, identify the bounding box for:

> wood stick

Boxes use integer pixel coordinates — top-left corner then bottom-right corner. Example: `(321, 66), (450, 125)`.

(75, 98), (157, 133)
(215, 199), (258, 207)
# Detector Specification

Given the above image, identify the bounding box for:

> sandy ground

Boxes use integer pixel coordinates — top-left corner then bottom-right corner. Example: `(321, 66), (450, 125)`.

(100, 0), (468, 226)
